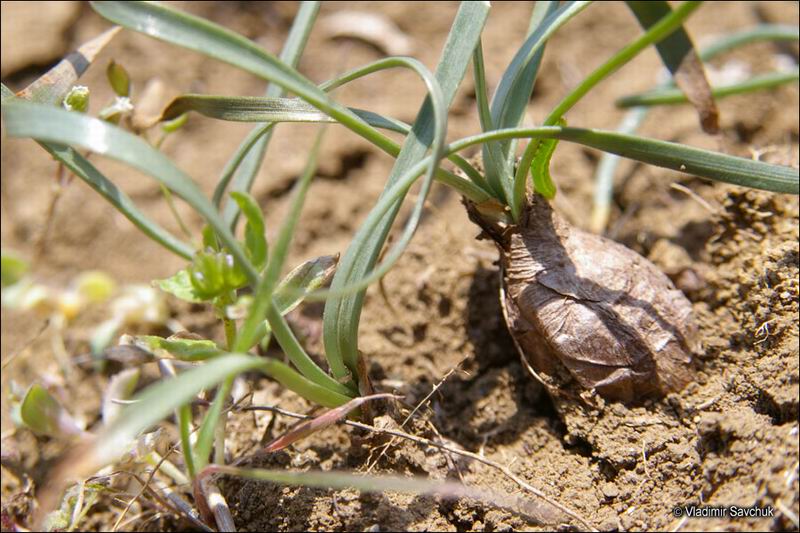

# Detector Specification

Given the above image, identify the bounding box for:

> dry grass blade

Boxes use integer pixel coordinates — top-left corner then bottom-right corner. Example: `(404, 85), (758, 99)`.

(671, 51), (719, 133)
(242, 403), (597, 530)
(627, 1), (719, 133)
(201, 463), (563, 527)
(16, 26), (121, 104)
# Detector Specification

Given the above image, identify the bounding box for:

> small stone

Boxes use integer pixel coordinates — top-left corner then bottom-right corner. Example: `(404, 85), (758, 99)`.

(601, 482), (620, 500)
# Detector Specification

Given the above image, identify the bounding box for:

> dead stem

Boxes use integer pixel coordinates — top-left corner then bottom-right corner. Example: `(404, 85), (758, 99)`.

(110, 468), (211, 532)
(204, 479), (236, 532)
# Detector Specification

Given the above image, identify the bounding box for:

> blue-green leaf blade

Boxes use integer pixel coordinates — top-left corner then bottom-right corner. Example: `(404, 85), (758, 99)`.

(1, 100), (256, 285)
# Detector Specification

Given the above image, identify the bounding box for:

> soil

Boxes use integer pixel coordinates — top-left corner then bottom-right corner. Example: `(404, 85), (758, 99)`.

(1, 1), (798, 532)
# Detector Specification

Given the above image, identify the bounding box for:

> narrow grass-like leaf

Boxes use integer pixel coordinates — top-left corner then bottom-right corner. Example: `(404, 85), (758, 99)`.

(213, 123), (275, 209)
(513, 0), (703, 217)
(170, 92), (488, 199)
(316, 56), (488, 192)
(530, 118), (566, 199)
(500, 1), (562, 171)
(617, 69), (799, 107)
(593, 24), (800, 233)
(2, 85), (195, 260)
(324, 2), (490, 385)
(235, 133), (320, 345)
(161, 94), (408, 134)
(472, 39), (507, 200)
(627, 0), (718, 132)
(234, 131), (352, 397)
(489, 0), (590, 181)
(200, 465), (561, 525)
(552, 127), (799, 193)
(51, 354), (350, 486)
(221, 1), (320, 228)
(90, 2), (489, 203)
(162, 95), (333, 123)
(443, 126), (798, 194)
(1, 100), (256, 284)
(194, 384), (228, 473)
(158, 359), (197, 480)
(697, 24), (799, 60)
(247, 255), (338, 349)
(178, 401), (196, 479)
(87, 1), (396, 201)
(483, 0), (563, 195)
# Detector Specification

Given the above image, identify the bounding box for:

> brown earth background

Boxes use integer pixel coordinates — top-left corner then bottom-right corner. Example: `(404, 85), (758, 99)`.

(1, 1), (798, 531)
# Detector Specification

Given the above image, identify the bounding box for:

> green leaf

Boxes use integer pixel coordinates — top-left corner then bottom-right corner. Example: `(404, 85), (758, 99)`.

(20, 384), (82, 437)
(488, 1), (590, 181)
(160, 93), (410, 134)
(513, 0), (704, 218)
(154, 269), (204, 303)
(169, 92), (487, 202)
(161, 112), (188, 133)
(161, 94), (332, 123)
(1, 250), (29, 287)
(616, 69), (799, 107)
(1, 100), (257, 285)
(135, 335), (223, 361)
(472, 39), (507, 200)
(530, 118), (565, 199)
(220, 1), (321, 229)
(483, 0), (567, 190)
(447, 125), (798, 195)
(274, 254), (338, 313)
(696, 24), (799, 61)
(246, 254), (338, 348)
(106, 60), (131, 97)
(593, 23), (800, 233)
(233, 132), (352, 398)
(324, 1), (490, 384)
(2, 84), (194, 260)
(55, 354), (352, 484)
(230, 192), (267, 270)
(89, 2), (488, 206)
(551, 126), (799, 194)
